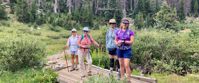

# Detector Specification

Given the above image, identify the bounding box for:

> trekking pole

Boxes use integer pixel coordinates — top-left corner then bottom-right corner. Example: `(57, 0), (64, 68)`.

(63, 48), (69, 72)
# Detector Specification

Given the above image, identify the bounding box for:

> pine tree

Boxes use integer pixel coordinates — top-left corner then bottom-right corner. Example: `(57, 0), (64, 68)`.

(194, 0), (199, 16)
(0, 1), (7, 20)
(135, 12), (144, 29)
(154, 1), (179, 31)
(177, 0), (185, 21)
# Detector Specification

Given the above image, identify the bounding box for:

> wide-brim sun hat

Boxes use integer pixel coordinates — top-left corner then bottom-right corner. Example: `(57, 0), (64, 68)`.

(83, 27), (90, 31)
(109, 19), (116, 24)
(71, 28), (77, 32)
(122, 18), (129, 24)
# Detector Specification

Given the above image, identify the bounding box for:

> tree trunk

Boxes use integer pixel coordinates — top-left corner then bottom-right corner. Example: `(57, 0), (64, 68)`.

(184, 0), (191, 16)
(133, 0), (138, 12)
(67, 0), (72, 14)
(37, 0), (41, 8)
(54, 0), (59, 13)
(121, 0), (126, 17)
(27, 0), (32, 7)
(6, 0), (10, 3)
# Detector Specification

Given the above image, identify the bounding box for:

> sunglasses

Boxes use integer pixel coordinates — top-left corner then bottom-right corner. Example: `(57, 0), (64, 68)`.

(83, 31), (89, 32)
(109, 23), (116, 24)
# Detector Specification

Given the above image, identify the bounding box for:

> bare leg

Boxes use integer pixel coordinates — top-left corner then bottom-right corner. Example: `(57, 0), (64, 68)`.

(124, 58), (131, 81)
(119, 58), (125, 80)
(75, 55), (78, 64)
(71, 54), (75, 66)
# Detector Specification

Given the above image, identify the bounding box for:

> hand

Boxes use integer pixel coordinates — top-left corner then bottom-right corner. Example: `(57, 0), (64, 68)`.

(118, 40), (124, 43)
(64, 46), (68, 49)
(95, 44), (100, 48)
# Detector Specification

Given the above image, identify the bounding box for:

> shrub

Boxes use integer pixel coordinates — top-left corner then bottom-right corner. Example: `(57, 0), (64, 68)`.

(132, 28), (199, 75)
(92, 50), (110, 69)
(0, 35), (46, 71)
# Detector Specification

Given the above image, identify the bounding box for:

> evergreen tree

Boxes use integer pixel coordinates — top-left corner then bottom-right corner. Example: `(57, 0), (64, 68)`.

(177, 0), (185, 21)
(194, 0), (199, 16)
(135, 12), (144, 29)
(0, 2), (7, 20)
(154, 1), (179, 31)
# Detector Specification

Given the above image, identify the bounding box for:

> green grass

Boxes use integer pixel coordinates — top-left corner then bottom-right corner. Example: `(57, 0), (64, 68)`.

(147, 73), (199, 83)
(0, 68), (57, 83)
(0, 21), (69, 55)
(84, 75), (128, 83)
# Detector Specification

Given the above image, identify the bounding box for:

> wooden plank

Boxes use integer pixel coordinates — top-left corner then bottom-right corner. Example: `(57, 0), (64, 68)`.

(92, 65), (157, 83)
(48, 53), (157, 83)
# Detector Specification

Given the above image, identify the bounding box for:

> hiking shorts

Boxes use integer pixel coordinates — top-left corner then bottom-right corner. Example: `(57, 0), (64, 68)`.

(117, 48), (132, 59)
(70, 51), (78, 55)
(108, 48), (117, 55)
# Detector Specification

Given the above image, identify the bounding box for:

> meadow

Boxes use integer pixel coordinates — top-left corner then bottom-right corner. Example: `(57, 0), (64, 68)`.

(0, 19), (199, 83)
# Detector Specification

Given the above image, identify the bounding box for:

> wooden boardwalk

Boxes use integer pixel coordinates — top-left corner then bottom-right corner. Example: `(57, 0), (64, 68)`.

(46, 52), (157, 83)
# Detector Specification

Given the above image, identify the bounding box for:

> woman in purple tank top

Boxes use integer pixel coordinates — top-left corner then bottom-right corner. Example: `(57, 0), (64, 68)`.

(115, 19), (135, 82)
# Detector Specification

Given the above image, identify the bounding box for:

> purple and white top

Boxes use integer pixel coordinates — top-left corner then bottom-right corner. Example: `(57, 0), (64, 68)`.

(116, 29), (134, 50)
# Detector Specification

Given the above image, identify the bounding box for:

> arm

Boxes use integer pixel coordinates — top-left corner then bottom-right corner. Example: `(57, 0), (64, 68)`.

(115, 36), (122, 46)
(64, 38), (69, 49)
(90, 35), (99, 47)
(124, 36), (134, 44)
(125, 30), (135, 44)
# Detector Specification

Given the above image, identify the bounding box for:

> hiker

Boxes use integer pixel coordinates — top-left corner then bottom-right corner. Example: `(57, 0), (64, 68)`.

(65, 28), (79, 71)
(115, 19), (134, 82)
(78, 27), (99, 78)
(106, 19), (120, 78)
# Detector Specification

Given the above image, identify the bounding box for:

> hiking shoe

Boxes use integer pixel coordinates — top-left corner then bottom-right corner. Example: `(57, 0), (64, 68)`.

(75, 64), (79, 71)
(80, 75), (86, 79)
(117, 69), (121, 80)
(109, 68), (113, 76)
(87, 71), (92, 76)
(70, 65), (75, 71)
(127, 80), (131, 83)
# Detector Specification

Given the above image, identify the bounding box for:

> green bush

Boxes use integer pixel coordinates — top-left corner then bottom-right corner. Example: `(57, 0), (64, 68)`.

(92, 50), (110, 69)
(0, 4), (7, 20)
(0, 35), (46, 71)
(132, 28), (199, 75)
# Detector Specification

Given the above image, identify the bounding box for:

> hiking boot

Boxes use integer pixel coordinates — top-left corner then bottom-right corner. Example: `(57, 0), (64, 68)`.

(87, 71), (92, 76)
(127, 80), (131, 83)
(80, 75), (86, 80)
(70, 65), (75, 71)
(117, 69), (121, 80)
(109, 67), (113, 76)
(75, 64), (79, 71)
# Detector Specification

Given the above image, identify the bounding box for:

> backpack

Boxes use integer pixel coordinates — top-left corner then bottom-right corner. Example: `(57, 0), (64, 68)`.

(80, 34), (92, 43)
